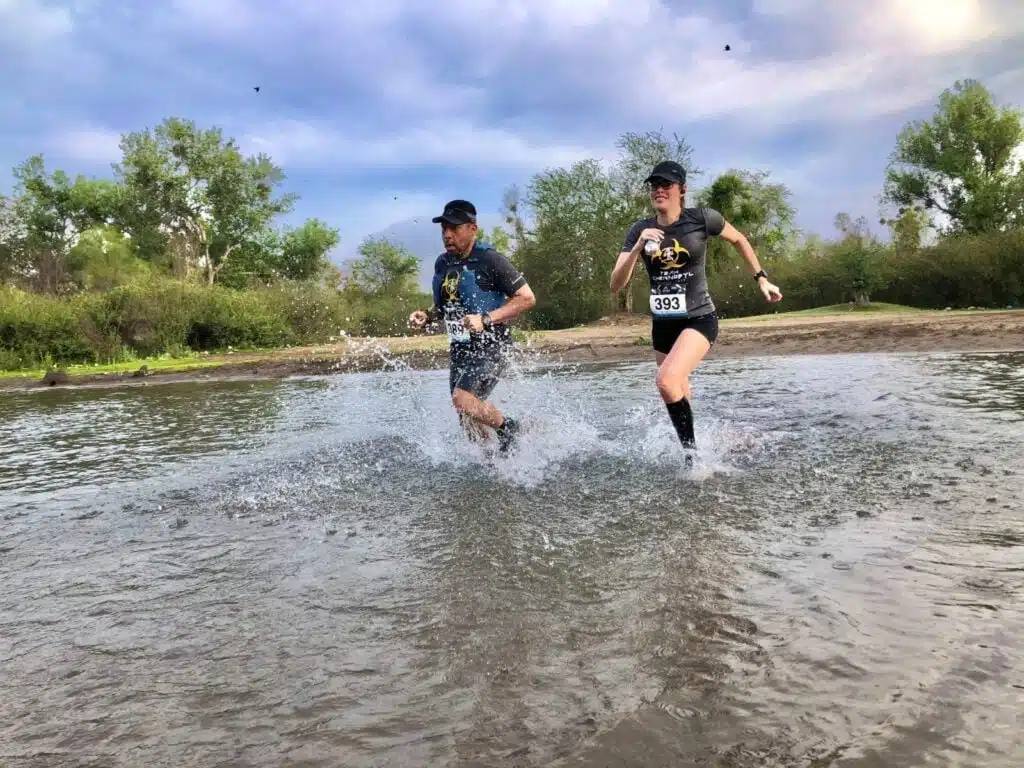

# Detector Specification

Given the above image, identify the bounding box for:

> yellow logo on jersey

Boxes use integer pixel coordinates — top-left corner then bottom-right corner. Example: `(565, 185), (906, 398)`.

(442, 271), (460, 302)
(655, 239), (690, 269)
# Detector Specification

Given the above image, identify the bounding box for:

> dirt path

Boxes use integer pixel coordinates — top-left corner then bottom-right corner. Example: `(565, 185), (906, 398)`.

(3, 309), (1023, 392)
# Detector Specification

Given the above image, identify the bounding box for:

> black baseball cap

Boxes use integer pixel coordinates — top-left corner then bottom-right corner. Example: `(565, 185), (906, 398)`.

(644, 161), (686, 186)
(431, 199), (477, 226)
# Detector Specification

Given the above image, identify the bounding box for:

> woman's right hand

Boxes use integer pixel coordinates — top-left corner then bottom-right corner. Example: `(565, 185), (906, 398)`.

(637, 228), (665, 248)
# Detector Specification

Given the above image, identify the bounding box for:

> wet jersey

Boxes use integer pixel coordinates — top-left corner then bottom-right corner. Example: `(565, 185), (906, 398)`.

(431, 243), (526, 349)
(621, 207), (725, 320)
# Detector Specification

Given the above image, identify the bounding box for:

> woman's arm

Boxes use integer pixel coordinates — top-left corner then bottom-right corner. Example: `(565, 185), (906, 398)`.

(719, 222), (783, 303)
(610, 243), (644, 294)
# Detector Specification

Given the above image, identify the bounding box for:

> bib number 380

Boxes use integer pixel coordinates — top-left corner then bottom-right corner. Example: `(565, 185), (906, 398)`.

(651, 292), (687, 316)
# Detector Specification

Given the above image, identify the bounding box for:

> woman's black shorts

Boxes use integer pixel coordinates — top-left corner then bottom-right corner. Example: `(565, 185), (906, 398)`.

(651, 312), (719, 355)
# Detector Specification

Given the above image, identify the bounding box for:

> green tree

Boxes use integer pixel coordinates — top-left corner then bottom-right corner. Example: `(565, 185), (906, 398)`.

(886, 206), (929, 256)
(479, 225), (511, 255)
(500, 185), (527, 260)
(208, 228), (280, 288)
(0, 194), (30, 286)
(882, 79), (1024, 235)
(696, 169), (797, 273)
(830, 213), (888, 306)
(67, 226), (153, 292)
(10, 156), (123, 293)
(116, 117), (296, 284)
(611, 130), (702, 213)
(348, 236), (420, 295)
(278, 219), (340, 281)
(519, 158), (628, 327)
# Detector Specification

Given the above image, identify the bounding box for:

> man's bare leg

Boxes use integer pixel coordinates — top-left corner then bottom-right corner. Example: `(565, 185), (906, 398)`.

(452, 388), (505, 429)
(452, 387), (520, 452)
(459, 411), (491, 442)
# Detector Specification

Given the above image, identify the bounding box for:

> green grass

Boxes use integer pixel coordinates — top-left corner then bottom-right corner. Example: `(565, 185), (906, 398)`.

(727, 302), (1023, 323)
(729, 302), (931, 322)
(791, 302), (924, 315)
(0, 355), (225, 380)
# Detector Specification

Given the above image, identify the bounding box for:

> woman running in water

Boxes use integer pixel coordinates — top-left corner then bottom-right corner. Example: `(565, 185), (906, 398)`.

(610, 160), (783, 455)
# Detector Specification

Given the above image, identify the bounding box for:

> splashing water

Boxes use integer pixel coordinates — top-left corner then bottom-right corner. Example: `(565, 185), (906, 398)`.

(3, 351), (1021, 767)
(293, 340), (774, 490)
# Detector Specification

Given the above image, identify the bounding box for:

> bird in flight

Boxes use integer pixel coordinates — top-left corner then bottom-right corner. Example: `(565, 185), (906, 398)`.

(253, 86), (260, 93)
(724, 44), (731, 51)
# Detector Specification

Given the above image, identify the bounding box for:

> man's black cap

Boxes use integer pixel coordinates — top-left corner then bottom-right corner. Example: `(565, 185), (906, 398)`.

(644, 160), (687, 186)
(432, 199), (477, 226)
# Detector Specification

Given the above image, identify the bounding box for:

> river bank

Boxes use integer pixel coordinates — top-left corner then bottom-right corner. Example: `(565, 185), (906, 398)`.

(2, 307), (1022, 392)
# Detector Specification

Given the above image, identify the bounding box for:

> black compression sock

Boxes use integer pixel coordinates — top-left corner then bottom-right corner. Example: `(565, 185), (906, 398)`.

(665, 398), (696, 448)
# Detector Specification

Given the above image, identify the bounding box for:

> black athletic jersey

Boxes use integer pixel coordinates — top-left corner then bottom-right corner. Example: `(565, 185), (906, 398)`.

(621, 207), (725, 320)
(431, 243), (526, 350)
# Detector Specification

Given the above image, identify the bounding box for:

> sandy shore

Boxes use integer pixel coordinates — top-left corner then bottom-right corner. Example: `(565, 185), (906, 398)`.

(3, 309), (1022, 392)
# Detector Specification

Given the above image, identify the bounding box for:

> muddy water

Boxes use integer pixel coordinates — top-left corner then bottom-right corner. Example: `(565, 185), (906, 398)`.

(1, 351), (1021, 767)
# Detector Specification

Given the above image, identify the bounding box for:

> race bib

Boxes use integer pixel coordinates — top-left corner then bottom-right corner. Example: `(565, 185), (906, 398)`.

(445, 317), (470, 343)
(650, 291), (687, 317)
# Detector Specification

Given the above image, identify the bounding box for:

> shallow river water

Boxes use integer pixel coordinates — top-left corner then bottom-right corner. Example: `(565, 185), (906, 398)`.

(1, 350), (1022, 767)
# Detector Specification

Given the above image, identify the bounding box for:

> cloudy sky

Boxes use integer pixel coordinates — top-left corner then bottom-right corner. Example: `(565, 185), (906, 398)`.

(2, 0), (1023, 280)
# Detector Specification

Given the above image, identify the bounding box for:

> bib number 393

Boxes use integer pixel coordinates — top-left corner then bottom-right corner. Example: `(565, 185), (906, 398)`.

(650, 291), (687, 316)
(445, 318), (470, 343)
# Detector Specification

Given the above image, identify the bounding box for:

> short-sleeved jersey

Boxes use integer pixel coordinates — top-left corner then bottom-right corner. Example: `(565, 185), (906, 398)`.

(431, 243), (526, 349)
(621, 207), (725, 319)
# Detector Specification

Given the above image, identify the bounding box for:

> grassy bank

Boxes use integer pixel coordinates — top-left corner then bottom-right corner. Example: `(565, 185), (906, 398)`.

(5, 304), (1023, 384)
(2, 248), (1021, 375)
(0, 279), (430, 373)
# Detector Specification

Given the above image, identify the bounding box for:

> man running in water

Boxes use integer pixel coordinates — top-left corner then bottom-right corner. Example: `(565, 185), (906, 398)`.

(610, 161), (783, 457)
(409, 199), (536, 451)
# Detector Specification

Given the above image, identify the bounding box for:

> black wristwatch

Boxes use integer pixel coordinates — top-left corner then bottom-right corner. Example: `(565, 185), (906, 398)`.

(753, 269), (768, 280)
(481, 312), (493, 330)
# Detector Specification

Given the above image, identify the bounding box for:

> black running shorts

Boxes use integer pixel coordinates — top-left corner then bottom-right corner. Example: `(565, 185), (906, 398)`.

(651, 312), (719, 355)
(449, 344), (510, 400)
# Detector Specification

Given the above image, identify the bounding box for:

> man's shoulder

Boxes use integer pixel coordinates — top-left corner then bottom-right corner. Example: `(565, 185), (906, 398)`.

(473, 244), (513, 265)
(433, 252), (449, 270)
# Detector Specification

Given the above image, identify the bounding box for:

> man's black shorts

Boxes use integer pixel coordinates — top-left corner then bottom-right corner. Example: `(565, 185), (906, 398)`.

(652, 312), (719, 355)
(449, 344), (510, 400)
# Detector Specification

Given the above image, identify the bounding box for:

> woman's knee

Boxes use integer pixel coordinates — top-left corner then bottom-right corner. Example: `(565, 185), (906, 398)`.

(656, 366), (689, 402)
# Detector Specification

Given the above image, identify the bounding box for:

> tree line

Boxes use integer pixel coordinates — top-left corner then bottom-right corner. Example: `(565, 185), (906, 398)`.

(505, 79), (1023, 329)
(1, 79), (1022, 370)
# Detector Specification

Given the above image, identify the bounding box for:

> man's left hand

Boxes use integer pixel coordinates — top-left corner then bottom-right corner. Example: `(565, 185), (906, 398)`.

(462, 314), (485, 333)
(759, 278), (783, 303)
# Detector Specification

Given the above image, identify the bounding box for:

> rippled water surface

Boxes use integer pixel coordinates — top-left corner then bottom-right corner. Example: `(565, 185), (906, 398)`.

(1, 351), (1022, 767)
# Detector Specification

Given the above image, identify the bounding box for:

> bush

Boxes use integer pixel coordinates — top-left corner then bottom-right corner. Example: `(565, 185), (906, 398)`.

(259, 281), (358, 342)
(185, 287), (294, 350)
(347, 289), (432, 337)
(0, 277), (438, 370)
(711, 228), (1024, 317)
(0, 287), (96, 368)
(2, 227), (1021, 371)
(876, 229), (1024, 308)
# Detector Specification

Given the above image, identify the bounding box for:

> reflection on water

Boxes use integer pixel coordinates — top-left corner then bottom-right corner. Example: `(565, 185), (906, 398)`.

(0, 351), (1021, 766)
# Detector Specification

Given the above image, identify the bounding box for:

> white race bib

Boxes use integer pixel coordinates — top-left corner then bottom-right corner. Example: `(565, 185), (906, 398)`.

(445, 318), (470, 343)
(650, 291), (687, 316)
